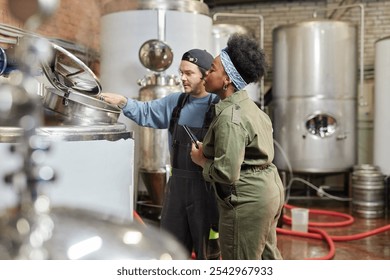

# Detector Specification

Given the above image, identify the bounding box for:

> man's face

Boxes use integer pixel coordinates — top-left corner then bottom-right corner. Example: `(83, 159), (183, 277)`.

(179, 60), (204, 96)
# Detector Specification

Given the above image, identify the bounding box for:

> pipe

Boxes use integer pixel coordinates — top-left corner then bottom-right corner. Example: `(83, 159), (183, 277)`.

(327, 0), (348, 19)
(313, 4), (366, 106)
(212, 12), (265, 110)
(157, 9), (166, 42)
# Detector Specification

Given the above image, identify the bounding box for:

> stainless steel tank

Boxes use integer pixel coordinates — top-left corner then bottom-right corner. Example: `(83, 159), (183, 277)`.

(0, 38), (135, 220)
(40, 42), (121, 126)
(272, 20), (357, 173)
(0, 124), (135, 222)
(0, 33), (184, 260)
(210, 23), (260, 102)
(100, 0), (211, 99)
(100, 0), (211, 211)
(374, 36), (390, 176)
(210, 23), (249, 57)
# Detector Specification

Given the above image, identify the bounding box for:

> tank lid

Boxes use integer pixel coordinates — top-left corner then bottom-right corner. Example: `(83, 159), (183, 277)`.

(102, 0), (209, 16)
(0, 124), (133, 143)
(212, 24), (249, 36)
(273, 19), (356, 33)
(375, 35), (390, 44)
(42, 43), (101, 96)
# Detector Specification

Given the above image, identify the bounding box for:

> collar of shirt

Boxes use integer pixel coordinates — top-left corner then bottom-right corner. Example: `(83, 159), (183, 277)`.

(215, 90), (249, 115)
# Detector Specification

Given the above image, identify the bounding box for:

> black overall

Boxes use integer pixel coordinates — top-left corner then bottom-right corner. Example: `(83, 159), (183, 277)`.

(160, 94), (219, 259)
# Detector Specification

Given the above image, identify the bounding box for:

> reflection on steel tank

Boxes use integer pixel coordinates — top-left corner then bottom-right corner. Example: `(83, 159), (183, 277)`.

(374, 36), (390, 176)
(272, 20), (357, 173)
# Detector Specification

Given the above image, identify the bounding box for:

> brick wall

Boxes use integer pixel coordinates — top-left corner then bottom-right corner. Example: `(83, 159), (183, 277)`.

(0, 0), (101, 51)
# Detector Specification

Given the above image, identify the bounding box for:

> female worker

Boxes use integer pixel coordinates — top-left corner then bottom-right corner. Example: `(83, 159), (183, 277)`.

(190, 33), (284, 260)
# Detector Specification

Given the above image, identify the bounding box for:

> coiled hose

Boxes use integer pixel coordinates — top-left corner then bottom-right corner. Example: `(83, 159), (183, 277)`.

(278, 204), (390, 260)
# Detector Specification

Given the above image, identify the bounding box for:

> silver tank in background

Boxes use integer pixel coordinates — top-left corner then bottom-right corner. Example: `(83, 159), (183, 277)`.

(373, 36), (390, 176)
(100, 0), (211, 99)
(210, 23), (260, 102)
(210, 23), (249, 57)
(100, 0), (211, 211)
(272, 20), (357, 173)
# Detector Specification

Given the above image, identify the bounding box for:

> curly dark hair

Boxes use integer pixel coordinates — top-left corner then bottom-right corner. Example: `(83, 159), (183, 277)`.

(225, 33), (267, 85)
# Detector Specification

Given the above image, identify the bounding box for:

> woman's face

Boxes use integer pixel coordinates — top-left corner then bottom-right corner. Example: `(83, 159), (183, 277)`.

(204, 55), (228, 94)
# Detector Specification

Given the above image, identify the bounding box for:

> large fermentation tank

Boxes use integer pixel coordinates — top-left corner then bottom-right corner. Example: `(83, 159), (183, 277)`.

(100, 0), (211, 207)
(210, 23), (249, 57)
(272, 20), (357, 173)
(0, 40), (136, 221)
(0, 125), (135, 221)
(100, 0), (211, 99)
(374, 36), (390, 176)
(43, 126), (135, 221)
(210, 23), (260, 102)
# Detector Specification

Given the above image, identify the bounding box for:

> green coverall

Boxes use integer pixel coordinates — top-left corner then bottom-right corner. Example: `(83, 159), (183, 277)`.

(202, 90), (284, 260)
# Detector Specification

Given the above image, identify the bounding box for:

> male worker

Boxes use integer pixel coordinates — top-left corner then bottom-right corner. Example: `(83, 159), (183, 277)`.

(100, 49), (220, 259)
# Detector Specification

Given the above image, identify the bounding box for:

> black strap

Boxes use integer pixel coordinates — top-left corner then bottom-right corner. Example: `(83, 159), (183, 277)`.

(169, 93), (188, 135)
(203, 95), (220, 129)
(169, 93), (219, 134)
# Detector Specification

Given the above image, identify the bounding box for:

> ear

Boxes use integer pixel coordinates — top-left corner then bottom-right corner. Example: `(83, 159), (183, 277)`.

(225, 76), (232, 86)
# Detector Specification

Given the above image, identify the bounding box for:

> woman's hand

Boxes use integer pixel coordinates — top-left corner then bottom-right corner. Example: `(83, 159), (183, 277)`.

(99, 92), (127, 108)
(190, 141), (206, 168)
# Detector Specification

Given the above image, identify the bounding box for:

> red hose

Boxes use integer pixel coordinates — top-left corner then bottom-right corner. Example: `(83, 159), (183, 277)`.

(279, 203), (390, 260)
(276, 227), (335, 260)
(135, 205), (389, 260)
(133, 210), (146, 226)
(306, 228), (335, 260)
(283, 203), (354, 227)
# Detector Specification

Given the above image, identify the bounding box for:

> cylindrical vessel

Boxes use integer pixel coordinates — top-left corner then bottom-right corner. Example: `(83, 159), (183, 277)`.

(272, 20), (357, 173)
(0, 125), (135, 221)
(138, 75), (181, 206)
(100, 0), (211, 99)
(100, 0), (211, 203)
(42, 88), (121, 126)
(210, 23), (260, 102)
(210, 23), (249, 57)
(0, 207), (187, 260)
(352, 165), (385, 218)
(374, 36), (390, 176)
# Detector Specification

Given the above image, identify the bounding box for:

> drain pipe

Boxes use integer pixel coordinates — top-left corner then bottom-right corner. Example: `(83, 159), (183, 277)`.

(212, 13), (265, 110)
(313, 4), (366, 106)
